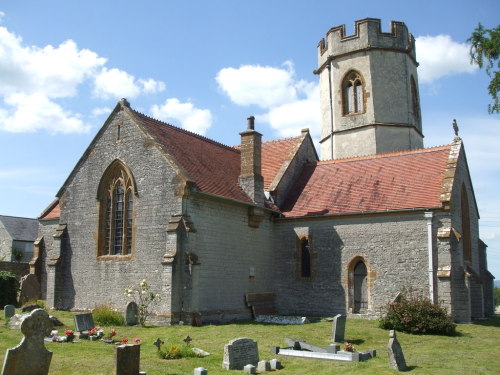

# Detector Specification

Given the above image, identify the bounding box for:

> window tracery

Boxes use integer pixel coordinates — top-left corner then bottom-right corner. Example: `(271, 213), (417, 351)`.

(97, 160), (136, 257)
(342, 71), (365, 115)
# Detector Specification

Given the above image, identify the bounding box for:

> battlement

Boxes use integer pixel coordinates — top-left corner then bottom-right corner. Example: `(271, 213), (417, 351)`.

(317, 18), (416, 70)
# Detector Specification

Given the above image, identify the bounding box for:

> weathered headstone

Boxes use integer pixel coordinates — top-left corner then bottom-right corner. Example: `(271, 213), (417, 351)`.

(269, 359), (283, 370)
(125, 301), (139, 326)
(18, 274), (40, 305)
(115, 344), (141, 375)
(4, 305), (15, 319)
(257, 360), (271, 372)
(332, 314), (346, 342)
(387, 330), (407, 371)
(1, 308), (53, 375)
(222, 337), (259, 370)
(7, 314), (29, 330)
(193, 367), (208, 375)
(243, 364), (256, 374)
(74, 313), (94, 332)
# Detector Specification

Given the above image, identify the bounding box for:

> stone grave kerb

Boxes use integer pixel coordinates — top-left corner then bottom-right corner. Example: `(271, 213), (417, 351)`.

(1, 308), (53, 375)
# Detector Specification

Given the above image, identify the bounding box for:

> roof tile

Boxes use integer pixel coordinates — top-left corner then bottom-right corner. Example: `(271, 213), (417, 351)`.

(281, 145), (452, 217)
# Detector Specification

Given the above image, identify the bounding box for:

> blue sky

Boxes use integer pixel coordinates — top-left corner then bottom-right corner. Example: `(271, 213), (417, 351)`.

(0, 1), (499, 277)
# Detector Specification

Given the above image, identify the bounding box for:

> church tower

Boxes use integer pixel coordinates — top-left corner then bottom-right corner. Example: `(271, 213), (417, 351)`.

(315, 18), (423, 160)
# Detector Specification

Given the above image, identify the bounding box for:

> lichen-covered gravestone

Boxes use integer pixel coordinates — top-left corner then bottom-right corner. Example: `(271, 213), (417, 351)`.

(222, 337), (259, 370)
(332, 314), (346, 342)
(4, 305), (15, 320)
(1, 308), (53, 375)
(125, 301), (139, 326)
(18, 274), (41, 306)
(387, 330), (407, 371)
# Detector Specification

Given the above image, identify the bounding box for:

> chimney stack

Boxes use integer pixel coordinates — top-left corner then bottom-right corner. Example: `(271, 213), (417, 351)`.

(238, 116), (265, 206)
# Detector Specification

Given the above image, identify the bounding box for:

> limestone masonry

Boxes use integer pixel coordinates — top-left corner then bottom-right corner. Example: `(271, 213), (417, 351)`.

(34, 18), (494, 324)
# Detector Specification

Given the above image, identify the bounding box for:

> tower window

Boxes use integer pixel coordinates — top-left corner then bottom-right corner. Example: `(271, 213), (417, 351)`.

(342, 71), (364, 115)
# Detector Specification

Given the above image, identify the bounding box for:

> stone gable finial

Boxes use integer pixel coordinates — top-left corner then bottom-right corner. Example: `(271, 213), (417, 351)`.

(453, 119), (459, 137)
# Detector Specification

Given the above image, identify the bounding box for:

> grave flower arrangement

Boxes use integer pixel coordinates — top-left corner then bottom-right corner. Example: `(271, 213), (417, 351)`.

(88, 327), (104, 340)
(65, 330), (75, 343)
(102, 328), (117, 343)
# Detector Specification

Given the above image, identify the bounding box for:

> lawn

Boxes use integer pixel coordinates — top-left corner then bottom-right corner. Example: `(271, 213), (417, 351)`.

(1, 310), (499, 375)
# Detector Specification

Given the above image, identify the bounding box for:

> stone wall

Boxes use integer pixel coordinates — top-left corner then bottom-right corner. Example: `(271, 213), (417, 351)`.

(0, 261), (29, 280)
(274, 212), (431, 316)
(183, 193), (275, 323)
(49, 108), (182, 319)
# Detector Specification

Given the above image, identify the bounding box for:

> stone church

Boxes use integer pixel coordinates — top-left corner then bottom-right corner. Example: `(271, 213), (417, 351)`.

(34, 18), (494, 324)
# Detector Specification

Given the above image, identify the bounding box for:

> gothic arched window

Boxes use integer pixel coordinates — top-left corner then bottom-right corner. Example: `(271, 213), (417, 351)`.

(97, 160), (136, 257)
(342, 71), (365, 115)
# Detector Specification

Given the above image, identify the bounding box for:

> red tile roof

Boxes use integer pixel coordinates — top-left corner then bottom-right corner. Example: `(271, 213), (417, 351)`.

(280, 145), (452, 217)
(261, 137), (304, 190)
(39, 199), (60, 220)
(131, 110), (253, 203)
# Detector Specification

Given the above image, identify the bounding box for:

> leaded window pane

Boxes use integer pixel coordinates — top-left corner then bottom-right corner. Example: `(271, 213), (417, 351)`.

(113, 184), (124, 255)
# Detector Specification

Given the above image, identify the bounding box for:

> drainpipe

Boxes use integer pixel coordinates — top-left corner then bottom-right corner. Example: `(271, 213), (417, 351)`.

(424, 211), (435, 303)
(327, 62), (334, 160)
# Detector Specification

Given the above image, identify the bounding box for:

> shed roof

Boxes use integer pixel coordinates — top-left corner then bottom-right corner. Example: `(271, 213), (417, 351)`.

(0, 215), (38, 242)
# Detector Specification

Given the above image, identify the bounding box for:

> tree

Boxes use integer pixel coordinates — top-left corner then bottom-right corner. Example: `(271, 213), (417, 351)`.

(468, 23), (500, 114)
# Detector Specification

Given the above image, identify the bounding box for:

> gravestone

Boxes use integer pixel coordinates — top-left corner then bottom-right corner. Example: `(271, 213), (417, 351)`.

(222, 337), (259, 370)
(125, 301), (139, 326)
(74, 313), (94, 332)
(193, 367), (208, 375)
(269, 359), (283, 370)
(115, 344), (142, 375)
(243, 364), (256, 374)
(387, 330), (407, 371)
(257, 360), (271, 372)
(18, 274), (40, 305)
(4, 305), (15, 319)
(332, 314), (346, 342)
(7, 314), (29, 330)
(1, 308), (53, 375)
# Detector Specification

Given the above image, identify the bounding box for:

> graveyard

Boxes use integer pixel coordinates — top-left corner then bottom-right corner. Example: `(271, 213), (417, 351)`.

(1, 308), (499, 374)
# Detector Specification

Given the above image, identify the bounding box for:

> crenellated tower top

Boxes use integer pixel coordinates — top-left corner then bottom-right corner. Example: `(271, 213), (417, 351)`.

(315, 18), (423, 161)
(316, 18), (416, 75)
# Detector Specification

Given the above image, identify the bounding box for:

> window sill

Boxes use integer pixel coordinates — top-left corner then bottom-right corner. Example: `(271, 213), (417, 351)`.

(97, 254), (133, 261)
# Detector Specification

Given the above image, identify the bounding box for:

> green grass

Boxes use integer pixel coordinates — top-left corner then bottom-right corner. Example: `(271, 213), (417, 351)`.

(1, 310), (499, 375)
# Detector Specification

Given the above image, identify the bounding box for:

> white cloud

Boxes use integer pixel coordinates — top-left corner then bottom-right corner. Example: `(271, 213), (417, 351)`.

(0, 25), (165, 134)
(216, 62), (298, 108)
(216, 61), (320, 138)
(265, 98), (320, 138)
(93, 68), (165, 100)
(0, 11), (5, 22)
(151, 98), (213, 135)
(416, 35), (477, 83)
(91, 106), (112, 117)
(0, 93), (91, 134)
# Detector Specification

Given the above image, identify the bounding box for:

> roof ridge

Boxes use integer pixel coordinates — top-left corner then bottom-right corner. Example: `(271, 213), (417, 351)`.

(131, 108), (240, 154)
(262, 135), (303, 145)
(318, 144), (452, 165)
(0, 214), (37, 221)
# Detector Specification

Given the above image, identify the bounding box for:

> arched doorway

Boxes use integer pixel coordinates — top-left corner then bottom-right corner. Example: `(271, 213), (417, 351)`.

(353, 261), (368, 313)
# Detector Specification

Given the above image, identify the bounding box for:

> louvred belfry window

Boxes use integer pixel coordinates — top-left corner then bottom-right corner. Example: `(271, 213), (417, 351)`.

(97, 160), (136, 257)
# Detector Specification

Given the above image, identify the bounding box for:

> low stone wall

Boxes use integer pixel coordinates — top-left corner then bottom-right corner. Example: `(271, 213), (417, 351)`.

(0, 261), (29, 280)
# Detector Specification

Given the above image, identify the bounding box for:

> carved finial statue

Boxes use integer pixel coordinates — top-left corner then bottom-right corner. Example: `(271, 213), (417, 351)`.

(453, 119), (459, 137)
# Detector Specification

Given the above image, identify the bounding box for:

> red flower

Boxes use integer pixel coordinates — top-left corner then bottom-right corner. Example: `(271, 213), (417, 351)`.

(121, 339), (128, 344)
